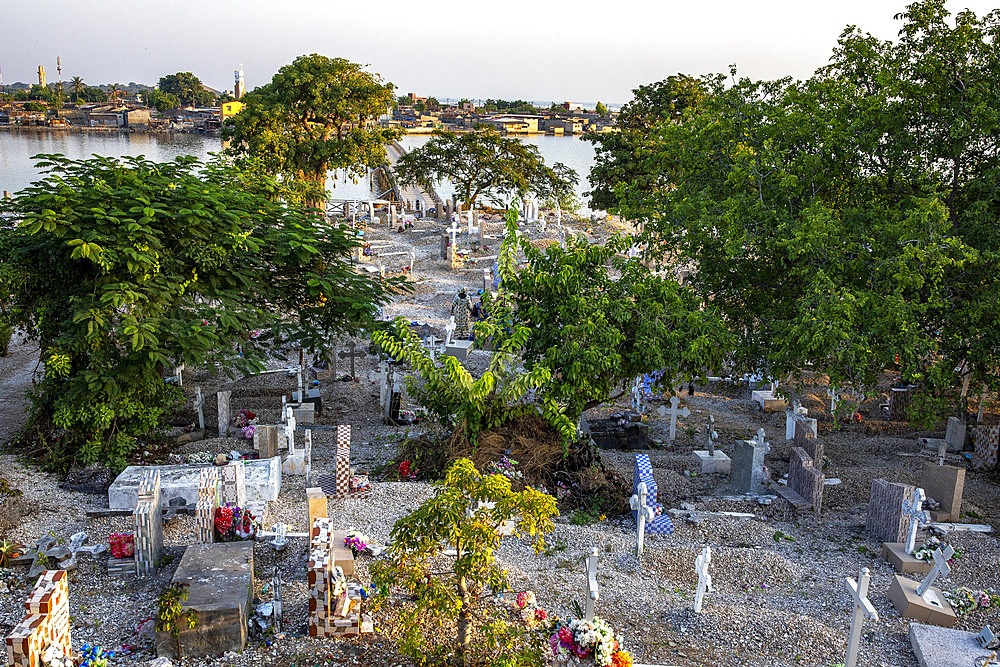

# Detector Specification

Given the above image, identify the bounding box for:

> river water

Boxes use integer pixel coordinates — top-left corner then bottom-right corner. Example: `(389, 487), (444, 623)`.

(0, 129), (598, 210)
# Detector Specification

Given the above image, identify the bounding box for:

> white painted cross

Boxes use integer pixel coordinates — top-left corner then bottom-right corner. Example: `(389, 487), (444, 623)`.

(269, 523), (288, 551)
(902, 487), (931, 555)
(694, 546), (713, 613)
(629, 482), (655, 559)
(174, 364), (184, 387)
(828, 387), (839, 414)
(193, 386), (205, 431)
(304, 429), (313, 487)
(785, 401), (807, 440)
(917, 545), (955, 597)
(753, 428), (770, 454)
(845, 568), (879, 667)
(296, 364), (304, 405)
(285, 406), (296, 454)
(272, 573), (283, 630)
(424, 335), (440, 363)
(656, 395), (690, 442)
(281, 395), (287, 423)
(445, 317), (457, 346)
(704, 415), (719, 456)
(372, 361), (390, 408)
(446, 221), (461, 248)
(585, 547), (599, 621)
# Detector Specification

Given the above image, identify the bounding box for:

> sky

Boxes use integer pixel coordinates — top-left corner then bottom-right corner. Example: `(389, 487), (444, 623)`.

(2, 0), (997, 105)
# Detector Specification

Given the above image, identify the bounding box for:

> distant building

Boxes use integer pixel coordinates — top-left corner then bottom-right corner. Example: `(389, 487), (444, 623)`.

(37, 66), (46, 88)
(234, 65), (245, 100)
(220, 101), (245, 119)
(561, 102), (586, 112)
(545, 117), (584, 135)
(481, 115), (540, 134)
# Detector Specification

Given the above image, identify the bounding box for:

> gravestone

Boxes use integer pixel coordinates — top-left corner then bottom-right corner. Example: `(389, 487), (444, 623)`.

(584, 547), (599, 621)
(693, 546), (713, 613)
(785, 402), (807, 440)
(921, 416), (968, 454)
(306, 487), (327, 534)
(253, 425), (280, 459)
(134, 469), (163, 577)
(920, 461), (965, 523)
(656, 395), (689, 442)
(337, 342), (365, 378)
(785, 446), (824, 513)
(794, 428), (823, 463)
(889, 385), (918, 421)
(292, 388), (323, 415)
(109, 458), (281, 510)
(845, 568), (879, 667)
(692, 414), (729, 473)
(588, 413), (649, 450)
(194, 387), (205, 430)
(629, 482), (655, 559)
(731, 429), (770, 494)
(220, 460), (247, 507)
(195, 467), (220, 544)
(4, 570), (72, 667)
(631, 453), (674, 535)
(444, 339), (474, 361)
(866, 478), (915, 543)
(217, 390), (231, 437)
(888, 546), (958, 627)
(155, 542), (254, 658)
(751, 386), (788, 412)
(909, 623), (995, 667)
(970, 424), (999, 471)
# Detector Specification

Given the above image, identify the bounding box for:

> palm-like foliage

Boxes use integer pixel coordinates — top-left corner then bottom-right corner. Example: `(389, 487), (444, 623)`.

(69, 76), (84, 103)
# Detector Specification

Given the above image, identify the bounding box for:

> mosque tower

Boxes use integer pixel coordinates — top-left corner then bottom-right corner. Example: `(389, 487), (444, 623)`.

(234, 64), (245, 100)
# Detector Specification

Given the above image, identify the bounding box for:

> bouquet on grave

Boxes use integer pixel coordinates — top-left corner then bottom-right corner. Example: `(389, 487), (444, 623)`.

(511, 590), (548, 629)
(345, 529), (374, 557)
(912, 537), (959, 563)
(233, 409), (258, 439)
(398, 460), (418, 480)
(944, 587), (1000, 616)
(78, 644), (114, 667)
(488, 455), (524, 482)
(547, 616), (632, 667)
(108, 533), (134, 560)
(213, 504), (258, 542)
(351, 475), (372, 494)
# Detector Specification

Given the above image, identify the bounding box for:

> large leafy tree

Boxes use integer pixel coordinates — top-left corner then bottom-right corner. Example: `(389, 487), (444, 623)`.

(511, 236), (732, 423)
(0, 154), (400, 469)
(158, 72), (214, 106)
(222, 54), (400, 197)
(601, 0), (1000, 420)
(393, 129), (577, 211)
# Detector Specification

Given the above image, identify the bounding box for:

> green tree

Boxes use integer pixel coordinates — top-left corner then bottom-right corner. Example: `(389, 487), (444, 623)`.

(371, 457), (557, 666)
(158, 72), (211, 106)
(0, 154), (400, 470)
(510, 235), (732, 423)
(605, 1), (1000, 421)
(146, 89), (181, 112)
(107, 83), (122, 103)
(393, 129), (577, 212)
(426, 96), (440, 110)
(69, 77), (85, 104)
(222, 54), (400, 203)
(594, 100), (608, 116)
(586, 74), (707, 211)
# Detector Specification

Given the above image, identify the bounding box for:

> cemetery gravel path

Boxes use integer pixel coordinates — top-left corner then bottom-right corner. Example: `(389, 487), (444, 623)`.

(0, 331), (39, 447)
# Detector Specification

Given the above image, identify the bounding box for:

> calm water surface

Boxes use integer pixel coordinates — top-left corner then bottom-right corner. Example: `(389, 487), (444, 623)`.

(0, 129), (598, 210)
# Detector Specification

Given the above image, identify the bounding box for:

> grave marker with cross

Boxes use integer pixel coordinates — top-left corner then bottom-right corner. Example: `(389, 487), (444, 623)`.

(193, 386), (205, 430)
(338, 342), (365, 378)
(631, 376), (645, 415)
(845, 567), (879, 667)
(656, 395), (690, 442)
(694, 546), (713, 613)
(629, 482), (655, 559)
(902, 487), (930, 555)
(753, 428), (770, 453)
(585, 547), (599, 621)
(917, 545), (955, 597)
(444, 317), (457, 346)
(705, 415), (719, 456)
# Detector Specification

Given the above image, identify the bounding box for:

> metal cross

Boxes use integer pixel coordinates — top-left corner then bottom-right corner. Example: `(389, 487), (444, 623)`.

(629, 482), (655, 559)
(337, 342), (365, 378)
(845, 568), (879, 667)
(902, 487), (930, 555)
(917, 545), (955, 597)
(694, 546), (713, 613)
(584, 547), (599, 621)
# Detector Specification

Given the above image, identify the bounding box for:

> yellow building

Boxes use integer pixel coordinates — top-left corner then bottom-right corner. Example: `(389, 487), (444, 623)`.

(220, 101), (245, 119)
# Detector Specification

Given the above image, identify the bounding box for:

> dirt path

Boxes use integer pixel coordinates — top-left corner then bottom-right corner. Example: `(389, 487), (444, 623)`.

(0, 331), (40, 446)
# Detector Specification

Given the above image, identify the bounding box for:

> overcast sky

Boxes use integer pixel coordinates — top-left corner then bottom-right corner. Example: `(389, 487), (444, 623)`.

(3, 0), (996, 104)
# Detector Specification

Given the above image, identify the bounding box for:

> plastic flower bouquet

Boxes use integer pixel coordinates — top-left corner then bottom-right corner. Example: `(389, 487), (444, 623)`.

(108, 533), (134, 559)
(945, 587), (1000, 616)
(345, 529), (372, 557)
(548, 616), (631, 666)
(488, 455), (524, 481)
(213, 504), (258, 542)
(233, 409), (257, 430)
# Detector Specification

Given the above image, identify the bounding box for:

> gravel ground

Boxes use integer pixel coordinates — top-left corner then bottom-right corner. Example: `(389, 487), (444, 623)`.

(2, 214), (1000, 667)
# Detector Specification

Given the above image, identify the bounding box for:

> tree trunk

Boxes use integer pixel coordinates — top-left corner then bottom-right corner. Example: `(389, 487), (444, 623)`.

(456, 576), (471, 666)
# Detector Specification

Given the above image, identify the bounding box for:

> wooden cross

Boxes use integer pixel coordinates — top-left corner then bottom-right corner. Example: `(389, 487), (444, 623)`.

(656, 395), (690, 442)
(694, 546), (713, 613)
(629, 482), (655, 560)
(337, 342), (365, 378)
(845, 567), (879, 667)
(584, 547), (599, 621)
(193, 386), (205, 430)
(917, 544), (955, 596)
(902, 487), (930, 555)
(704, 415), (719, 456)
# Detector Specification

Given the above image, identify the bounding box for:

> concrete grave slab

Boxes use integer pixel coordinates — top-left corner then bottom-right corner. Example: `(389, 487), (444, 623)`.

(888, 575), (957, 627)
(156, 542), (254, 659)
(692, 450), (731, 474)
(751, 389), (787, 412)
(109, 458), (281, 510)
(909, 622), (993, 667)
(920, 462), (965, 523)
(882, 542), (933, 574)
(444, 340), (474, 361)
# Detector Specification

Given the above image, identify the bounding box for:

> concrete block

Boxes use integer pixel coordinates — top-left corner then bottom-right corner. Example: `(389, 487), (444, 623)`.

(909, 622), (994, 667)
(109, 458), (281, 510)
(331, 530), (355, 577)
(306, 488), (327, 534)
(920, 462), (965, 523)
(888, 575), (957, 627)
(882, 542), (933, 574)
(444, 340), (474, 361)
(692, 450), (731, 474)
(751, 389), (787, 412)
(155, 542), (254, 658)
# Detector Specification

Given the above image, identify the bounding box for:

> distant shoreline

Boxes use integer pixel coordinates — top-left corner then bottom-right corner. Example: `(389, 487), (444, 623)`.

(0, 125), (591, 139)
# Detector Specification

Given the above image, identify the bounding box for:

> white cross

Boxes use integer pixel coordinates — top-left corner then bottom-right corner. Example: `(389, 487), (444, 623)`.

(902, 488), (930, 555)
(444, 317), (457, 346)
(656, 395), (690, 442)
(917, 545), (955, 597)
(845, 568), (879, 667)
(631, 376), (645, 415)
(296, 364), (304, 404)
(269, 523), (288, 550)
(272, 574), (283, 630)
(694, 546), (713, 613)
(193, 386), (205, 430)
(629, 482), (655, 559)
(371, 361), (390, 408)
(828, 387), (839, 414)
(281, 395), (287, 423)
(424, 335), (440, 363)
(446, 222), (461, 247)
(285, 406), (296, 454)
(174, 364), (184, 387)
(304, 430), (313, 487)
(585, 547), (599, 621)
(704, 415), (719, 456)
(753, 428), (770, 454)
